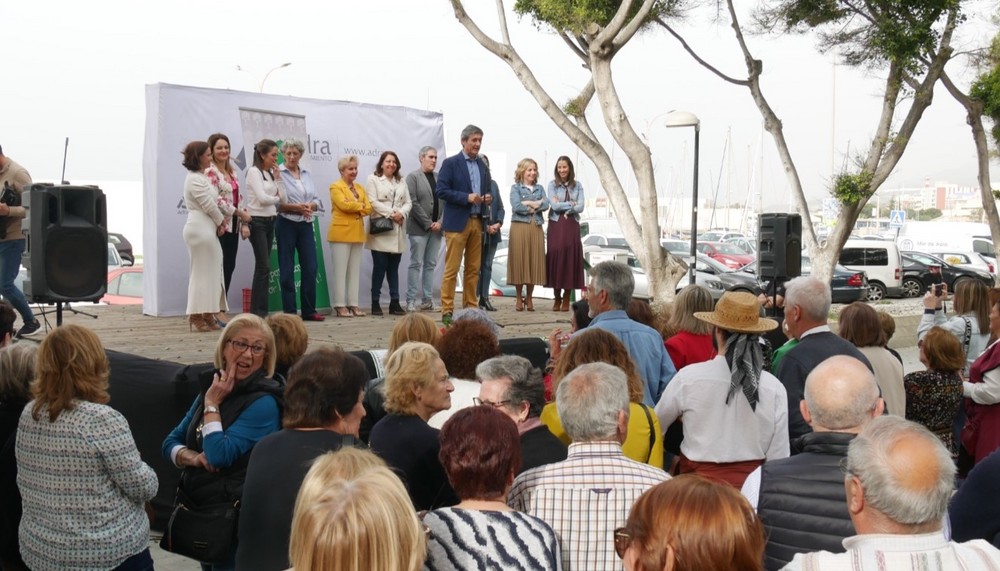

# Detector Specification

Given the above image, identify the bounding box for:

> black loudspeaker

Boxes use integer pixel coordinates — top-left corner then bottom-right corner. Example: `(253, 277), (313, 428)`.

(22, 185), (108, 303)
(758, 213), (802, 280)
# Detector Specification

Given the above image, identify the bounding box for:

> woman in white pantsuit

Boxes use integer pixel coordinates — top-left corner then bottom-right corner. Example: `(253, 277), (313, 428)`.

(182, 140), (228, 332)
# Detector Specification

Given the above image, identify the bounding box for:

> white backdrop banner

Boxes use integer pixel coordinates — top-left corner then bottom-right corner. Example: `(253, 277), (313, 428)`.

(142, 83), (445, 316)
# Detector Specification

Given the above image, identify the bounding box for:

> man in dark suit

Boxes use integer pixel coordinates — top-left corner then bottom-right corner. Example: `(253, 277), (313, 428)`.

(435, 125), (492, 324)
(777, 276), (872, 441)
(404, 146), (444, 313)
(477, 154), (505, 312)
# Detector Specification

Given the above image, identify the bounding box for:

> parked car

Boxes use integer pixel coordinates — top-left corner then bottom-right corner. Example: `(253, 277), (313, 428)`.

(840, 239), (903, 301)
(456, 248), (558, 300)
(901, 251), (994, 297)
(582, 234), (630, 250)
(108, 232), (134, 265)
(661, 239), (691, 256)
(723, 236), (756, 255)
(103, 266), (143, 305)
(694, 254), (760, 294)
(930, 251), (995, 277)
(699, 230), (745, 243)
(696, 241), (755, 270)
(742, 256), (869, 304)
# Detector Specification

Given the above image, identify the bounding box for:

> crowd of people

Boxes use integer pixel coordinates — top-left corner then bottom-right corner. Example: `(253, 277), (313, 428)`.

(180, 124), (587, 330)
(0, 260), (994, 569)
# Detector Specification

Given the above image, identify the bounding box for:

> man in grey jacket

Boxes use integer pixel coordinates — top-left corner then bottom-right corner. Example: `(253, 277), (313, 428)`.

(404, 146), (445, 312)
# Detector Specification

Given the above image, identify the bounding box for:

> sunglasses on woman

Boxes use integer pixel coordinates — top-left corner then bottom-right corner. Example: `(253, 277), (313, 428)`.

(613, 527), (632, 559)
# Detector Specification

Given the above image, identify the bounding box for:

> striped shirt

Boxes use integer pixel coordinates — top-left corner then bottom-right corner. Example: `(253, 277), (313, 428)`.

(16, 400), (158, 571)
(782, 531), (1000, 570)
(508, 441), (670, 571)
(423, 508), (561, 571)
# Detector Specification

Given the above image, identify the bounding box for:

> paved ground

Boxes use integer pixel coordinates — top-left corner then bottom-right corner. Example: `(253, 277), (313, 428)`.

(21, 298), (923, 570)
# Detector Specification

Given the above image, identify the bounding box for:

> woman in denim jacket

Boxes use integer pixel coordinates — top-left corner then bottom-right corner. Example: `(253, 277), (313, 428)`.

(507, 158), (548, 311)
(545, 156), (585, 312)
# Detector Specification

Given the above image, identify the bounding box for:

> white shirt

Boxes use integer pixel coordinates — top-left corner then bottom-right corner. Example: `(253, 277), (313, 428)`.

(655, 355), (790, 462)
(781, 531), (1000, 570)
(244, 166), (284, 216)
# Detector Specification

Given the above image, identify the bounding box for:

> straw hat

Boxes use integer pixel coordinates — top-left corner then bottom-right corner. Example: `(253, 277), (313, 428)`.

(693, 291), (778, 334)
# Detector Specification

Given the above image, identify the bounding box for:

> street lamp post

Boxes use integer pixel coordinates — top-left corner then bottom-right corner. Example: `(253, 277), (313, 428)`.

(259, 62), (292, 92)
(664, 111), (700, 285)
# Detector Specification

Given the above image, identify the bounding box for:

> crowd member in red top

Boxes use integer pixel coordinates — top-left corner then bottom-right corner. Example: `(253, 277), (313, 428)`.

(663, 285), (716, 370)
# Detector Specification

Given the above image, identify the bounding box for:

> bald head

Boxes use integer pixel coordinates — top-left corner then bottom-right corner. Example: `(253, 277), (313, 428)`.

(803, 356), (881, 432)
(844, 416), (955, 531)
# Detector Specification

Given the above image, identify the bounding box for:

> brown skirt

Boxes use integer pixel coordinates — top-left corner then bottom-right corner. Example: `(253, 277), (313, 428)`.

(678, 454), (763, 488)
(507, 221), (547, 285)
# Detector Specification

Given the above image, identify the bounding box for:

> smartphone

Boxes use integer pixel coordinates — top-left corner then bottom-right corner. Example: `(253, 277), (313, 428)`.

(934, 283), (944, 297)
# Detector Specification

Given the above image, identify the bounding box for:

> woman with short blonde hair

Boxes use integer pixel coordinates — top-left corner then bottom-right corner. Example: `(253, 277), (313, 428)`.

(507, 158), (548, 311)
(369, 342), (458, 510)
(664, 285), (717, 370)
(328, 154), (373, 318)
(265, 313), (309, 382)
(289, 449), (425, 571)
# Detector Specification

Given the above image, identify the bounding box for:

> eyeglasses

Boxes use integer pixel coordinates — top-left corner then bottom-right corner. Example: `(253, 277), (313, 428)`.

(473, 397), (511, 408)
(613, 528), (632, 559)
(227, 339), (267, 356)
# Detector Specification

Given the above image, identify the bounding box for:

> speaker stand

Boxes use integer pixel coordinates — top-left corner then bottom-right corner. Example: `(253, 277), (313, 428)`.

(35, 302), (98, 327)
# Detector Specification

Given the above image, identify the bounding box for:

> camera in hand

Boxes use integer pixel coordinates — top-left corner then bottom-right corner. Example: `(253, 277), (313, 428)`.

(0, 182), (21, 208)
(934, 283), (944, 297)
(0, 182), (20, 239)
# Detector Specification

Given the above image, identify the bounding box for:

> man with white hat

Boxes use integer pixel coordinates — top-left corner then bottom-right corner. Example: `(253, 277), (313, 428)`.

(655, 291), (790, 487)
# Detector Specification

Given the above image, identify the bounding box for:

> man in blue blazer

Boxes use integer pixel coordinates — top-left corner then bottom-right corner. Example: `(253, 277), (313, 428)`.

(435, 124), (492, 323)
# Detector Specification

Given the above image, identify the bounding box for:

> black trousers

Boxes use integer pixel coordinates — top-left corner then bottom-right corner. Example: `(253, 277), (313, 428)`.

(218, 215), (240, 294)
(248, 216), (275, 316)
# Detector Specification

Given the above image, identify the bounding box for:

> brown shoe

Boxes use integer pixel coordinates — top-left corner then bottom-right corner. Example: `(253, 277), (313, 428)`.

(188, 314), (214, 333)
(561, 297), (571, 312)
(553, 296), (562, 312)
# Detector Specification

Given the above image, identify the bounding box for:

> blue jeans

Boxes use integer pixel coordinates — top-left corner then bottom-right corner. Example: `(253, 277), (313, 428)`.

(478, 240), (498, 300)
(275, 216), (318, 316)
(0, 239), (33, 323)
(248, 216), (276, 317)
(371, 250), (402, 302)
(406, 232), (442, 304)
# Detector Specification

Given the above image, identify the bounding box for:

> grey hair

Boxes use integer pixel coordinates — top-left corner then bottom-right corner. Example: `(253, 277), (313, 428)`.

(590, 261), (634, 310)
(845, 416), (955, 527)
(556, 362), (630, 442)
(476, 355), (544, 418)
(418, 146), (437, 159)
(783, 276), (831, 322)
(460, 124), (483, 141)
(452, 308), (500, 338)
(281, 138), (306, 154)
(804, 356), (879, 430)
(0, 343), (37, 404)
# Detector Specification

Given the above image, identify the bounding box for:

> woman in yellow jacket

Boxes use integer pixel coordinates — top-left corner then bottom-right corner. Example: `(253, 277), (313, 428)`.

(328, 154), (373, 317)
(541, 328), (664, 468)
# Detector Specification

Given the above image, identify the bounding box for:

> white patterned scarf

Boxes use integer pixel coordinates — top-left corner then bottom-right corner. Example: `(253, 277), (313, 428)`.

(724, 333), (763, 411)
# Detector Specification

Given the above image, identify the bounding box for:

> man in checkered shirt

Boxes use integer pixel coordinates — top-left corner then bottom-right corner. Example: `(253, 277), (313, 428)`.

(508, 362), (670, 571)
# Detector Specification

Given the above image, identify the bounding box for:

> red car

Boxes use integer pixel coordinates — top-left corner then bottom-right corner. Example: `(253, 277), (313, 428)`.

(102, 267), (143, 305)
(696, 241), (755, 270)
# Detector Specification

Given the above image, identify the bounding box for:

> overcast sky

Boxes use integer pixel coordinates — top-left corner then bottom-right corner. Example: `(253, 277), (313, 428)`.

(4, 0), (999, 217)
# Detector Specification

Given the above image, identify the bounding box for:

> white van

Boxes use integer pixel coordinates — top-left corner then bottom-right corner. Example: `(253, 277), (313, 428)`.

(840, 239), (904, 301)
(897, 221), (994, 261)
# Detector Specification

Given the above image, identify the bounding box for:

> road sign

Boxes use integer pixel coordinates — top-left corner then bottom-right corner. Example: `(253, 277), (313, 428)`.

(889, 209), (906, 228)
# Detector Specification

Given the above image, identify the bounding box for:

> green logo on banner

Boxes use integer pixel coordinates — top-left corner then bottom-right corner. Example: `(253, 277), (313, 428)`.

(266, 219), (331, 312)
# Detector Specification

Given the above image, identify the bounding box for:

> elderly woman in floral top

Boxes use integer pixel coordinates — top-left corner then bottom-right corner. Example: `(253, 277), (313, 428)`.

(904, 326), (965, 454)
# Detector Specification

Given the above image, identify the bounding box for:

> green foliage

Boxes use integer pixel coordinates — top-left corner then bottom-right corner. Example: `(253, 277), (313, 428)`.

(513, 0), (679, 34)
(759, 0), (960, 72)
(832, 171), (874, 207)
(904, 207), (943, 221)
(971, 33), (1000, 149)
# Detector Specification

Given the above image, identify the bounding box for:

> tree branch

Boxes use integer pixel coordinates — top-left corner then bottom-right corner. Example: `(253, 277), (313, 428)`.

(655, 18), (749, 86)
(495, 0), (511, 45)
(559, 31), (588, 64)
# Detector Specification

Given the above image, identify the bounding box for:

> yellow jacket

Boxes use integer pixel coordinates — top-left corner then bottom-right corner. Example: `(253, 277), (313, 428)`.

(540, 402), (663, 468)
(327, 179), (373, 243)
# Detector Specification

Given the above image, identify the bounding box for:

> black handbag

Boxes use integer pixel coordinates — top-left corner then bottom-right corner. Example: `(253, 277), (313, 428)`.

(369, 216), (394, 235)
(159, 488), (240, 565)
